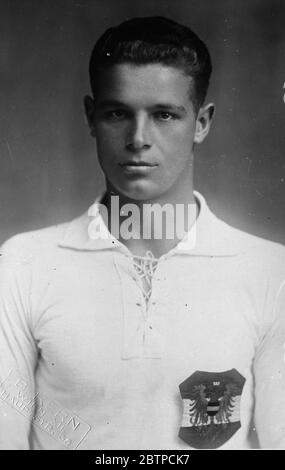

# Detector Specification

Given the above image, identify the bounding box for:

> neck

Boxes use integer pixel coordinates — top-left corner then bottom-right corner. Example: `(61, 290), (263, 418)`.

(100, 174), (198, 258)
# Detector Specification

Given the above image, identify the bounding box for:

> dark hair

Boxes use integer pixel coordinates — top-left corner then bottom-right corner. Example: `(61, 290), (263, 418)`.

(89, 16), (212, 113)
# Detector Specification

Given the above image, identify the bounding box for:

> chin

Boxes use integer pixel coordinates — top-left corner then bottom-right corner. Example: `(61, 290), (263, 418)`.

(112, 180), (163, 202)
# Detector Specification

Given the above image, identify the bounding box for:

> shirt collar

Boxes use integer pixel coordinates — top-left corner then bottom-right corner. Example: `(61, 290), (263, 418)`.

(58, 191), (250, 257)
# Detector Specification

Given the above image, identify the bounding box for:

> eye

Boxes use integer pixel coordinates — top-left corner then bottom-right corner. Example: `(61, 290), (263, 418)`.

(155, 112), (177, 121)
(105, 110), (128, 120)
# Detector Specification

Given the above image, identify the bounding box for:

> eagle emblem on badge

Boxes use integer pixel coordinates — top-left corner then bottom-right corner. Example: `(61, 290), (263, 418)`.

(179, 368), (245, 449)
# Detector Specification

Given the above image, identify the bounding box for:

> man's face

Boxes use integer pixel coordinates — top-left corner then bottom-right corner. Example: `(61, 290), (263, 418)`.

(87, 63), (206, 201)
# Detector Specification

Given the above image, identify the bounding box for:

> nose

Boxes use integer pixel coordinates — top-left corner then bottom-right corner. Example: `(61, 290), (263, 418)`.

(126, 114), (152, 151)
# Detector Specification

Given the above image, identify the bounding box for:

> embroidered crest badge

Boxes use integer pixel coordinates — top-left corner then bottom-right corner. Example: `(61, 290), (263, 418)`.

(178, 368), (246, 449)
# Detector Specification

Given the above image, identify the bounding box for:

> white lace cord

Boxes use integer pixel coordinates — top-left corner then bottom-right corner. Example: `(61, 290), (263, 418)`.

(131, 250), (159, 305)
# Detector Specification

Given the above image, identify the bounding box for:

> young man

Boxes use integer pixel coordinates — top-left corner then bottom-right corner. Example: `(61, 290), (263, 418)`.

(1, 16), (285, 450)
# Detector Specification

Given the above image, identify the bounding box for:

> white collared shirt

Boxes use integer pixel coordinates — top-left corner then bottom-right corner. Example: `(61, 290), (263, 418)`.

(1, 191), (285, 449)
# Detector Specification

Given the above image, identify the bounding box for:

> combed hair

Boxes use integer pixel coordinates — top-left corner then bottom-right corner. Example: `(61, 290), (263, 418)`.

(89, 16), (212, 113)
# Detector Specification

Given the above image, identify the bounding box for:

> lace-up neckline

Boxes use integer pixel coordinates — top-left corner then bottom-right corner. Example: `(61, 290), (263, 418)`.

(131, 250), (159, 306)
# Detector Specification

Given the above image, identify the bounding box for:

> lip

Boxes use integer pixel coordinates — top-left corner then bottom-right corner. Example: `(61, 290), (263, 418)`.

(119, 162), (158, 175)
(120, 161), (157, 167)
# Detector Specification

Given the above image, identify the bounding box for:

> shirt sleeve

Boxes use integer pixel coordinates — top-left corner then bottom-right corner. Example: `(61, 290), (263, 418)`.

(253, 278), (285, 449)
(0, 236), (38, 449)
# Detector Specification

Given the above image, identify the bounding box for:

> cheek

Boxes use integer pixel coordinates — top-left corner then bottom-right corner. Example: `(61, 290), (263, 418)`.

(159, 129), (194, 161)
(95, 122), (125, 142)
(157, 123), (195, 148)
(95, 128), (123, 159)
(158, 130), (194, 179)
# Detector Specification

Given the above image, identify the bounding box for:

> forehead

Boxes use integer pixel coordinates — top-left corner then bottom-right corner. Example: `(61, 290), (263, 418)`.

(95, 63), (194, 107)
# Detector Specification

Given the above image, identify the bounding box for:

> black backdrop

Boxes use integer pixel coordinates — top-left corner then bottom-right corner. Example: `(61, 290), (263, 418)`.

(1, 0), (285, 245)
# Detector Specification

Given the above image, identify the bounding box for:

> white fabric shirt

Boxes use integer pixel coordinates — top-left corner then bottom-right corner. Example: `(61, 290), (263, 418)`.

(1, 191), (285, 450)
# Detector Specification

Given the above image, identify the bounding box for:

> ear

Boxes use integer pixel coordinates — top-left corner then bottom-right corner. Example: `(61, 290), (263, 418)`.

(194, 103), (215, 144)
(84, 95), (96, 137)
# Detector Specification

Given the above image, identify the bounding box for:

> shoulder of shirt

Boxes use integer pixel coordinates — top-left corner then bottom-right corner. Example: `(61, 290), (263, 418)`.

(0, 219), (75, 263)
(212, 214), (285, 268)
(190, 192), (285, 266)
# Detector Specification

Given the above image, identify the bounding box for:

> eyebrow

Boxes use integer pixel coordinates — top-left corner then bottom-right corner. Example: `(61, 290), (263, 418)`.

(153, 103), (187, 113)
(96, 99), (187, 113)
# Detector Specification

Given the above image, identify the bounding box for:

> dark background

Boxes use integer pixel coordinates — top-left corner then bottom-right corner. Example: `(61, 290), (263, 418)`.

(1, 0), (285, 245)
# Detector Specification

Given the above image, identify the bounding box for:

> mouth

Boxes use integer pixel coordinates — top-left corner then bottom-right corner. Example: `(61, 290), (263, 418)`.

(119, 161), (158, 175)
(119, 161), (158, 167)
